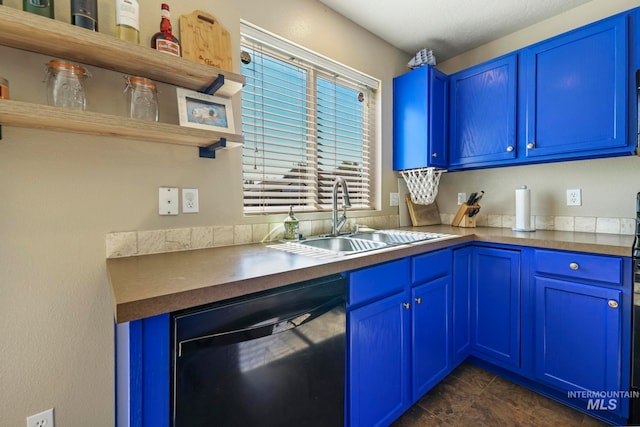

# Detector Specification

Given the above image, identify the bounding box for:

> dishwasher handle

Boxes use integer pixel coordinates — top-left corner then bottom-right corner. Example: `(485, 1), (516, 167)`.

(178, 295), (344, 357)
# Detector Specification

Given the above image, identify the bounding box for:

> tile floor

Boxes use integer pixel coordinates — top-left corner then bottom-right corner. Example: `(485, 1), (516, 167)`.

(391, 362), (609, 427)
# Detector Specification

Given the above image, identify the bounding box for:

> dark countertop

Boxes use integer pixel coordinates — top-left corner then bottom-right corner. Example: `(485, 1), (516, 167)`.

(106, 225), (634, 323)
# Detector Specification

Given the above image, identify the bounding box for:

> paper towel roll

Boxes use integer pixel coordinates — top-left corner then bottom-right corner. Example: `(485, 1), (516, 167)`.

(513, 185), (535, 232)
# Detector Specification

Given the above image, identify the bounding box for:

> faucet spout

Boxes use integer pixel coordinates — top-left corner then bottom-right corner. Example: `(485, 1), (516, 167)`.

(331, 177), (351, 236)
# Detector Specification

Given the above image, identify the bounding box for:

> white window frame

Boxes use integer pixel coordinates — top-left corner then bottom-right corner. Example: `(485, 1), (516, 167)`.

(240, 21), (379, 215)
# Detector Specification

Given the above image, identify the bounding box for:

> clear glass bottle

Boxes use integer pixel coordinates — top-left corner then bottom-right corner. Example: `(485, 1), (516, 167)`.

(283, 205), (299, 240)
(150, 3), (181, 56)
(46, 60), (89, 110)
(23, 0), (54, 18)
(125, 76), (159, 121)
(115, 0), (139, 44)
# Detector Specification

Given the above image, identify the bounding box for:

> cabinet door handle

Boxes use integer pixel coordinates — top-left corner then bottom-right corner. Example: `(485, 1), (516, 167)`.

(569, 262), (579, 270)
(527, 143), (534, 149)
(432, 153), (438, 158)
(608, 300), (619, 309)
(506, 145), (514, 152)
(415, 297), (422, 304)
(403, 302), (411, 310)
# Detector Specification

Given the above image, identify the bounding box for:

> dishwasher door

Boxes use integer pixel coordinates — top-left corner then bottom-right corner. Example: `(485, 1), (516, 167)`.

(171, 274), (346, 427)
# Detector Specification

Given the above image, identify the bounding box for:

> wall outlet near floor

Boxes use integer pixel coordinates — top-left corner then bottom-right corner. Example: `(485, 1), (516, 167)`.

(457, 192), (467, 205)
(27, 408), (54, 427)
(389, 192), (399, 207)
(566, 189), (582, 206)
(159, 187), (179, 215)
(182, 188), (199, 213)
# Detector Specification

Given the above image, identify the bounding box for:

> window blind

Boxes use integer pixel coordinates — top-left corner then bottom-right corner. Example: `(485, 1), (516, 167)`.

(241, 22), (376, 214)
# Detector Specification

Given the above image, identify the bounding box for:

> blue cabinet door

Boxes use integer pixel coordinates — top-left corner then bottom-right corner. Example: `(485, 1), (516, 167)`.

(349, 291), (411, 427)
(523, 14), (629, 159)
(117, 314), (170, 427)
(449, 54), (518, 168)
(452, 247), (472, 364)
(411, 276), (451, 400)
(393, 65), (448, 170)
(534, 276), (623, 414)
(471, 247), (521, 368)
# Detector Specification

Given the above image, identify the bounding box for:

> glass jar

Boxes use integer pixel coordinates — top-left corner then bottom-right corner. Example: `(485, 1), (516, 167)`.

(125, 76), (158, 121)
(46, 60), (89, 110)
(0, 77), (8, 99)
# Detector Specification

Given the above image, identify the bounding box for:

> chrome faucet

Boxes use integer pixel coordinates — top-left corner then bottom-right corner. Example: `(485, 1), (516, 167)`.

(331, 177), (352, 236)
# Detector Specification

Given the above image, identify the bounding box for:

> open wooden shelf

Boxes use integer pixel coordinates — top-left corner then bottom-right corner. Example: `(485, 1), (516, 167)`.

(0, 99), (243, 148)
(0, 6), (245, 157)
(0, 6), (245, 97)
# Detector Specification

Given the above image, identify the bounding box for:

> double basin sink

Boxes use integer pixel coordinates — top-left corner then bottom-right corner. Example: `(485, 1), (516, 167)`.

(290, 230), (453, 255)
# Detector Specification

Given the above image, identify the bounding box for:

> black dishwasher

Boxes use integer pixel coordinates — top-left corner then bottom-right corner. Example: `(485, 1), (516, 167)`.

(171, 274), (346, 427)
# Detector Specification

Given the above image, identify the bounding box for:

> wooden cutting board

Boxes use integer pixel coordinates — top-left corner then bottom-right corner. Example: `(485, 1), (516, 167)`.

(406, 195), (441, 226)
(179, 11), (233, 73)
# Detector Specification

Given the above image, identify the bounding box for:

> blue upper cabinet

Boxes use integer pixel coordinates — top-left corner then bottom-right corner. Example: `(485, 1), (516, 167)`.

(449, 54), (518, 169)
(522, 13), (630, 160)
(393, 65), (448, 170)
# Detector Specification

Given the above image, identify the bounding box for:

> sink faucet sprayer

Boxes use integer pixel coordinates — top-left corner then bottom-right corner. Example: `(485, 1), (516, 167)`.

(331, 177), (352, 236)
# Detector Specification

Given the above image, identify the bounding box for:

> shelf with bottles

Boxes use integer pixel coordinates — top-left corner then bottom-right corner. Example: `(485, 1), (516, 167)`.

(0, 5), (244, 97)
(0, 99), (243, 154)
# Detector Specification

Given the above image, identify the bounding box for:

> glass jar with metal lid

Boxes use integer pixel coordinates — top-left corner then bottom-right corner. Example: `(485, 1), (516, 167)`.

(124, 76), (158, 121)
(46, 60), (90, 110)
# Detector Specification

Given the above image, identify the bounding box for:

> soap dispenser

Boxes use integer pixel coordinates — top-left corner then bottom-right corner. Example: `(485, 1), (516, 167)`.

(283, 205), (299, 240)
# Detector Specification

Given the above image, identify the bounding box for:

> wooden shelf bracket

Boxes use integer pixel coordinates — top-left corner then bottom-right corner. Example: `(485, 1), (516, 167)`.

(199, 137), (227, 159)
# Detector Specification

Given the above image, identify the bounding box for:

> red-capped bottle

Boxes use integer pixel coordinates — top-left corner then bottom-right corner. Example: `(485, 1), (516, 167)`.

(150, 3), (181, 57)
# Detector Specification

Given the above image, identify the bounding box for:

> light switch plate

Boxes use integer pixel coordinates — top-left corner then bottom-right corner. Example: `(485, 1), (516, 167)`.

(159, 187), (179, 215)
(182, 188), (199, 213)
(390, 192), (399, 207)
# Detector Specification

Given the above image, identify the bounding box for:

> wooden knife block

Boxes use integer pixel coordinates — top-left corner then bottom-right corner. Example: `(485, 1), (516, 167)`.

(452, 203), (480, 228)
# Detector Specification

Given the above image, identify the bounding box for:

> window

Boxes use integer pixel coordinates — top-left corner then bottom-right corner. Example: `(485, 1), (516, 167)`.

(240, 22), (378, 214)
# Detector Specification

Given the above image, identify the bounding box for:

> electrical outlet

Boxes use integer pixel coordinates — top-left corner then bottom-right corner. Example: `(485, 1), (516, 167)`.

(389, 192), (399, 207)
(567, 188), (582, 206)
(27, 408), (54, 427)
(182, 188), (199, 213)
(159, 187), (179, 215)
(457, 192), (467, 205)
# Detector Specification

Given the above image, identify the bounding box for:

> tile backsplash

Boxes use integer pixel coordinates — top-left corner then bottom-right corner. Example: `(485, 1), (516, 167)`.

(106, 213), (635, 258)
(440, 212), (635, 235)
(106, 215), (400, 258)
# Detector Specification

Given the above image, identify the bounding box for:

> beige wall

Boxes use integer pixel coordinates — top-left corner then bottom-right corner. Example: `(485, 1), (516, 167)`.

(2, 0), (640, 425)
(0, 0), (407, 426)
(435, 0), (640, 221)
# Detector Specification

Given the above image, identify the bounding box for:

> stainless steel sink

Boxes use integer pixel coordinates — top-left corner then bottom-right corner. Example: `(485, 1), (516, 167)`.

(271, 230), (455, 258)
(350, 230), (449, 245)
(299, 236), (387, 254)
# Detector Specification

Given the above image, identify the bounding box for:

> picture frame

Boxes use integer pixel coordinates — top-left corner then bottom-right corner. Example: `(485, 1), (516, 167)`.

(176, 88), (235, 134)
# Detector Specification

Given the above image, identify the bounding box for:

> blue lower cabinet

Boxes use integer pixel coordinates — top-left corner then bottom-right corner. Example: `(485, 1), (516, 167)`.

(411, 276), (452, 400)
(452, 247), (472, 364)
(349, 291), (411, 427)
(348, 251), (454, 426)
(534, 276), (626, 417)
(116, 313), (170, 427)
(471, 247), (521, 369)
